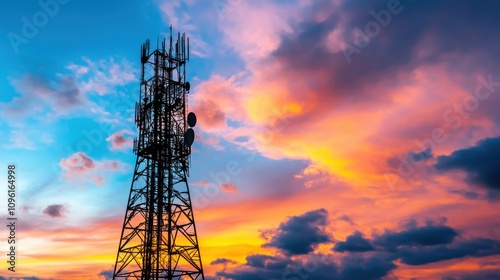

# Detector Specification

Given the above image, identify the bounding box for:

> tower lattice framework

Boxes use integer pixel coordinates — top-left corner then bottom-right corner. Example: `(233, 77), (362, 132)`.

(113, 28), (204, 280)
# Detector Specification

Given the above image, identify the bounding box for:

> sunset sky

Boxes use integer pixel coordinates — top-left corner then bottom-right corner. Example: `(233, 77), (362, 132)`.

(1, 0), (500, 279)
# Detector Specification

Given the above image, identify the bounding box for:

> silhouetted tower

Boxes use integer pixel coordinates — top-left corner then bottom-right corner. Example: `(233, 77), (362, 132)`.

(113, 28), (204, 279)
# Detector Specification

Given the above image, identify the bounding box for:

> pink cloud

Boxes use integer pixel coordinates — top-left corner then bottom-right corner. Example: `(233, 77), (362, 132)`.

(191, 99), (226, 130)
(59, 152), (95, 175)
(190, 74), (247, 131)
(59, 152), (126, 186)
(93, 175), (105, 186)
(220, 183), (238, 193)
(106, 130), (134, 150)
(217, 1), (302, 62)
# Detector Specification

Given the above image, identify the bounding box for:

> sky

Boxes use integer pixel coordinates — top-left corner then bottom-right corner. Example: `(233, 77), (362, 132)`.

(1, 0), (500, 279)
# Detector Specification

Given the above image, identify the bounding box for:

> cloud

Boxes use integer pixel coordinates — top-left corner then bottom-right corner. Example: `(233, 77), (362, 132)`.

(269, 0), (500, 93)
(388, 148), (433, 169)
(68, 57), (138, 95)
(217, 252), (397, 280)
(336, 253), (397, 280)
(449, 189), (480, 200)
(106, 130), (134, 150)
(192, 180), (209, 187)
(98, 269), (113, 280)
(334, 231), (374, 252)
(262, 208), (331, 255)
(214, 209), (500, 279)
(4, 130), (36, 150)
(409, 148), (433, 162)
(338, 221), (500, 266)
(157, 0), (211, 58)
(190, 74), (246, 132)
(435, 136), (500, 192)
(43, 204), (66, 218)
(2, 73), (86, 120)
(217, 254), (293, 280)
(443, 269), (500, 280)
(1, 56), (138, 129)
(217, 0), (300, 61)
(60, 152), (96, 175)
(338, 214), (357, 226)
(372, 223), (459, 251)
(3, 277), (47, 280)
(397, 237), (500, 265)
(192, 99), (226, 130)
(211, 258), (237, 266)
(59, 152), (126, 186)
(200, 0), (500, 191)
(220, 182), (238, 193)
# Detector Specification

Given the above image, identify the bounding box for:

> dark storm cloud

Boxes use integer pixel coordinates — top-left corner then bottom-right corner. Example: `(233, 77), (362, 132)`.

(435, 136), (500, 191)
(245, 255), (289, 270)
(373, 225), (458, 250)
(397, 238), (500, 265)
(337, 254), (397, 280)
(217, 253), (396, 280)
(263, 208), (331, 255)
(334, 231), (374, 252)
(215, 208), (500, 280)
(217, 254), (293, 280)
(373, 224), (458, 250)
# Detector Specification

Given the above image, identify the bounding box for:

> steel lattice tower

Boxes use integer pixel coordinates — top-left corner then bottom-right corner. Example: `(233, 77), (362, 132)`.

(113, 28), (204, 280)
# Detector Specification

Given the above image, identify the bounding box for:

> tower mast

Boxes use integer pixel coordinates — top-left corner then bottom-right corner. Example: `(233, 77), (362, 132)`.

(113, 27), (203, 280)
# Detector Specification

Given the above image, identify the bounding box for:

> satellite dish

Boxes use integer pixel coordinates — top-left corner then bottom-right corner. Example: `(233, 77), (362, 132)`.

(187, 112), (197, 127)
(185, 81), (191, 91)
(184, 128), (195, 147)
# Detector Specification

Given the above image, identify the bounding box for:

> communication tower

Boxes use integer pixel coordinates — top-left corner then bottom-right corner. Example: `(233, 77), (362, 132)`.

(113, 27), (204, 280)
